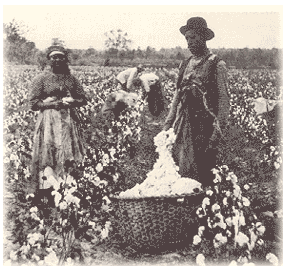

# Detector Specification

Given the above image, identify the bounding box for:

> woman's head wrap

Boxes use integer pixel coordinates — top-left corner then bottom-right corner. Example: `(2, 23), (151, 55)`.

(46, 45), (69, 59)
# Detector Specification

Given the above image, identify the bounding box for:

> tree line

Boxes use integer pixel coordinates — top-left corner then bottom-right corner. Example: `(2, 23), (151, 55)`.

(3, 21), (282, 69)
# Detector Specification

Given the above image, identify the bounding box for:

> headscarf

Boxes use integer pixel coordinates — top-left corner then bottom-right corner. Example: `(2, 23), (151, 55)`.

(46, 45), (69, 60)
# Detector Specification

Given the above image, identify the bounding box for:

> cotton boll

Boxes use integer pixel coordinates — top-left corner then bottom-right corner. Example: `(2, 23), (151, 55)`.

(119, 129), (201, 198)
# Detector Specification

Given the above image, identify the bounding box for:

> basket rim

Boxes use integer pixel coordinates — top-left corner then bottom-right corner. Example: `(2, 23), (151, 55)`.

(109, 190), (205, 201)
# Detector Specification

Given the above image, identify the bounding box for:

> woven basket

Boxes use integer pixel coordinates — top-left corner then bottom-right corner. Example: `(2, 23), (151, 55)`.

(110, 191), (204, 249)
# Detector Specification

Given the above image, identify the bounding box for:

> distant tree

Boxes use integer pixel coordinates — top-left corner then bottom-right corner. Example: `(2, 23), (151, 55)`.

(85, 47), (96, 56)
(104, 29), (132, 60)
(3, 19), (36, 64)
(135, 47), (144, 58)
(70, 50), (81, 62)
(176, 51), (185, 60)
(19, 41), (37, 64)
(104, 29), (132, 50)
(3, 19), (28, 44)
(145, 46), (156, 59)
(103, 58), (110, 66)
(126, 49), (135, 60)
(105, 48), (118, 59)
(117, 50), (126, 61)
(36, 50), (48, 70)
(51, 38), (66, 47)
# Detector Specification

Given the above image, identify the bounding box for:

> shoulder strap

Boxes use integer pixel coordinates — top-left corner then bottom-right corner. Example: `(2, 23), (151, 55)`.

(207, 54), (222, 65)
(176, 56), (192, 89)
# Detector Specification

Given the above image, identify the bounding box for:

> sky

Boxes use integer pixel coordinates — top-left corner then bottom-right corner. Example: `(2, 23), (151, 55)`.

(3, 3), (284, 52)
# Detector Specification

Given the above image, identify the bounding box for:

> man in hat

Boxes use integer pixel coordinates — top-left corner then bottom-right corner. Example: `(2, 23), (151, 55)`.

(116, 64), (145, 92)
(163, 17), (230, 187)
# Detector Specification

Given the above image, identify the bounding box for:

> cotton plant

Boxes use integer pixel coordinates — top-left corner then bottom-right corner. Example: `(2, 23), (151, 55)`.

(189, 165), (279, 265)
(96, 94), (142, 161)
(7, 150), (119, 266)
(119, 128), (202, 198)
(228, 69), (281, 146)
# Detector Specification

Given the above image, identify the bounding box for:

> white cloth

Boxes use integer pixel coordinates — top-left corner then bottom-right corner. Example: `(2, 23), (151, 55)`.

(252, 97), (279, 116)
(139, 73), (159, 92)
(116, 67), (138, 90)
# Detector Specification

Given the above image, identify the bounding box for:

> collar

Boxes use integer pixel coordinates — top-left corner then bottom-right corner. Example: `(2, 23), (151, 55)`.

(190, 49), (211, 60)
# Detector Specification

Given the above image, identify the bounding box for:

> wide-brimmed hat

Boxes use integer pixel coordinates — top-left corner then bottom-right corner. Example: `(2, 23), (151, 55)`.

(180, 17), (214, 40)
(46, 45), (69, 59)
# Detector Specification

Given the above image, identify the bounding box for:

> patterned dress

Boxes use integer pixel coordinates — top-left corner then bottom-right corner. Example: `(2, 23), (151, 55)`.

(29, 68), (87, 193)
(163, 51), (230, 186)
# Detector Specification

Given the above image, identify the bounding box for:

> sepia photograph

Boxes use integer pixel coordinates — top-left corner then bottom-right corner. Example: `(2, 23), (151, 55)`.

(2, 2), (284, 266)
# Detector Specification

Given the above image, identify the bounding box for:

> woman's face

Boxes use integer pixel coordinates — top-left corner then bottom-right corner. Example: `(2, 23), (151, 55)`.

(49, 53), (67, 68)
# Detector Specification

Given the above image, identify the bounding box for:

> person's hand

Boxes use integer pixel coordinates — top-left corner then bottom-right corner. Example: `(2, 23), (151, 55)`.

(62, 97), (75, 105)
(43, 96), (56, 103)
(53, 100), (63, 110)
(162, 124), (170, 132)
(125, 93), (138, 107)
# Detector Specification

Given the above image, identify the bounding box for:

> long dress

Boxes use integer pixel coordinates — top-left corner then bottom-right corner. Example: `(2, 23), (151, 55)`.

(29, 68), (87, 193)
(163, 52), (230, 187)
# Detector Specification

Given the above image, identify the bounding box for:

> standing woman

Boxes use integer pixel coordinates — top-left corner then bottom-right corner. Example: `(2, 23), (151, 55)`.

(29, 45), (87, 195)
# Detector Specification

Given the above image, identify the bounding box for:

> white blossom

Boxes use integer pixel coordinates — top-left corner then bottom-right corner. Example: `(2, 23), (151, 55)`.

(51, 191), (62, 207)
(196, 254), (205, 266)
(202, 197), (210, 208)
(229, 260), (237, 266)
(213, 233), (227, 248)
(235, 232), (249, 247)
(206, 189), (213, 196)
(193, 235), (202, 245)
(211, 203), (221, 213)
(266, 253), (278, 266)
(30, 206), (38, 213)
(242, 197), (250, 206)
(9, 250), (18, 261)
(59, 201), (68, 210)
(44, 251), (59, 266)
(96, 163), (103, 172)
(198, 226), (205, 236)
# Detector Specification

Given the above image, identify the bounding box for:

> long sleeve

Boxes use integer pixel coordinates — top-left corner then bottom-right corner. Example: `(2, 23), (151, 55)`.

(126, 68), (138, 90)
(29, 74), (45, 111)
(215, 60), (230, 131)
(163, 88), (181, 131)
(71, 76), (88, 107)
